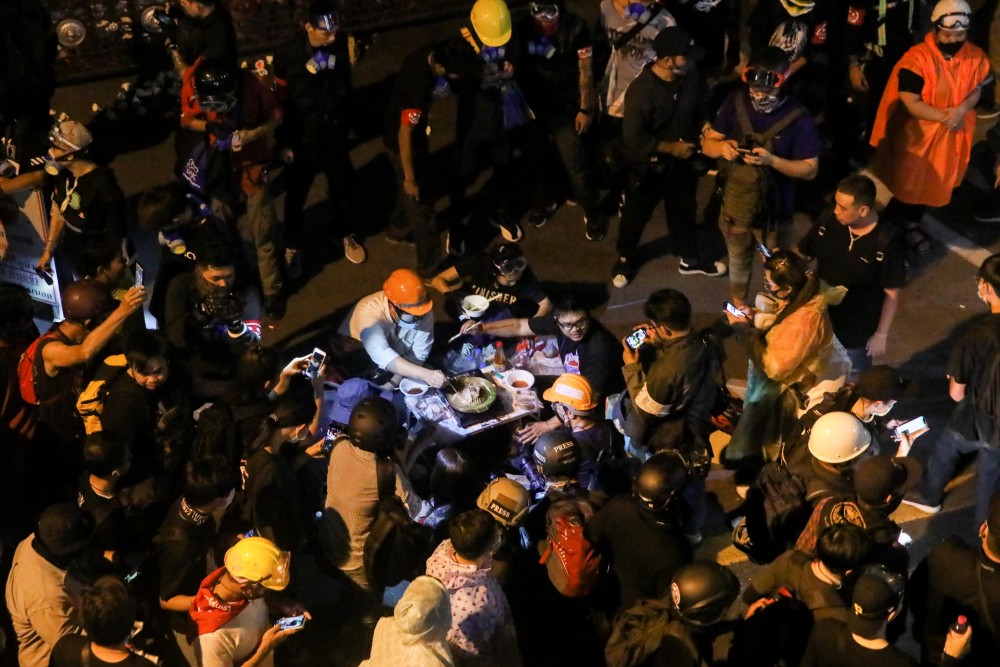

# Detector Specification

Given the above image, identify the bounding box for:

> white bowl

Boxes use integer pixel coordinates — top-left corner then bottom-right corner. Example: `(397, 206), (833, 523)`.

(461, 295), (490, 319)
(504, 369), (535, 391)
(399, 378), (429, 397)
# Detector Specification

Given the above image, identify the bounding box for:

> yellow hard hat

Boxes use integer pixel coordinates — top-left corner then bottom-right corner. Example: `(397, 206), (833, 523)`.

(224, 536), (291, 591)
(470, 0), (512, 47)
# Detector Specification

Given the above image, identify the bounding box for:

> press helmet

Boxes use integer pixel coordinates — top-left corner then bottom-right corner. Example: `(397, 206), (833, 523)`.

(808, 411), (872, 464)
(194, 60), (238, 113)
(347, 396), (399, 454)
(533, 429), (580, 478)
(633, 451), (689, 515)
(61, 280), (115, 324)
(542, 373), (598, 415)
(223, 536), (291, 591)
(470, 0), (512, 47)
(671, 561), (741, 626)
(383, 269), (433, 316)
(476, 476), (530, 526)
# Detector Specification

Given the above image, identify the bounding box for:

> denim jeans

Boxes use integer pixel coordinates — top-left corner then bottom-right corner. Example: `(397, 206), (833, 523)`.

(919, 426), (1000, 525)
(844, 346), (871, 382)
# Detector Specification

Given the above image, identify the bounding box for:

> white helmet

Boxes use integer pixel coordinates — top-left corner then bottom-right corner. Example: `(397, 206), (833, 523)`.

(807, 412), (871, 464)
(931, 0), (971, 31)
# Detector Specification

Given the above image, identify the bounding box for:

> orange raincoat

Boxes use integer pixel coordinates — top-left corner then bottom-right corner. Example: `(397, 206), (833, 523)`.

(870, 32), (989, 207)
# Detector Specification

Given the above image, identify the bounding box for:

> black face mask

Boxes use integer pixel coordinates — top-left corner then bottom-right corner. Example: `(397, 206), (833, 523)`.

(937, 40), (964, 56)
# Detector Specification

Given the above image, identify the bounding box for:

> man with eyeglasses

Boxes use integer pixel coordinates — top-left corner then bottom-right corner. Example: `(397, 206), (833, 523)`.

(461, 293), (623, 399)
(871, 0), (990, 256)
(340, 269), (447, 388)
(273, 1), (366, 277)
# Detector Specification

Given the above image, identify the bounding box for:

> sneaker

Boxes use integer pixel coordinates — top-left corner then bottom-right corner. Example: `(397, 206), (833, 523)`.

(977, 102), (1000, 120)
(565, 198), (578, 207)
(264, 294), (287, 321)
(446, 228), (465, 256)
(526, 201), (559, 228)
(385, 232), (415, 246)
(585, 215), (606, 241)
(343, 235), (367, 264)
(678, 259), (727, 277)
(973, 197), (1000, 223)
(491, 217), (524, 243)
(611, 257), (632, 289)
(285, 247), (303, 279)
(901, 492), (942, 514)
(617, 192), (627, 220)
(684, 532), (703, 546)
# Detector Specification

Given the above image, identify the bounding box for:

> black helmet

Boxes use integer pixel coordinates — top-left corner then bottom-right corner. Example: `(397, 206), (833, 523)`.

(347, 396), (398, 454)
(633, 451), (689, 515)
(492, 243), (527, 276)
(671, 561), (740, 626)
(533, 429), (580, 478)
(61, 280), (115, 324)
(194, 60), (238, 113)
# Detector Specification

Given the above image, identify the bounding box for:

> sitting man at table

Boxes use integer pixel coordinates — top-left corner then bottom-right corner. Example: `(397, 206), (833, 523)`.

(461, 293), (624, 400)
(429, 243), (552, 320)
(338, 268), (447, 388)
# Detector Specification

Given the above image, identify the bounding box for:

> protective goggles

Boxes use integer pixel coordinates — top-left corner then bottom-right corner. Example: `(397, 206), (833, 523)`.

(310, 12), (341, 32)
(935, 11), (970, 31)
(529, 3), (560, 20)
(495, 256), (528, 274)
(48, 127), (82, 152)
(742, 67), (786, 90)
(392, 303), (426, 323)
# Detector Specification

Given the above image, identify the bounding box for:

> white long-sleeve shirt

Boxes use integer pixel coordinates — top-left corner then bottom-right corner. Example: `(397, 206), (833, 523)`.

(340, 291), (434, 370)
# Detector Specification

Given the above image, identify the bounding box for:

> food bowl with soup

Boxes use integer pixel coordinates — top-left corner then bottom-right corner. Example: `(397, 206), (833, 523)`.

(504, 369), (535, 391)
(399, 378), (429, 397)
(461, 294), (490, 319)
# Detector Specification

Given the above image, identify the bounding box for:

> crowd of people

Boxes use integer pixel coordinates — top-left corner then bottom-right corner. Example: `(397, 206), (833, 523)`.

(4, 0), (1000, 665)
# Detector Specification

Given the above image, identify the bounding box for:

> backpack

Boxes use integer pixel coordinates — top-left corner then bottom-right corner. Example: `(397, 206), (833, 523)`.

(717, 95), (806, 228)
(17, 328), (65, 405)
(605, 599), (700, 667)
(970, 343), (1000, 448)
(76, 355), (129, 435)
(734, 453), (811, 564)
(363, 456), (434, 589)
(813, 218), (897, 268)
(729, 552), (847, 667)
(538, 499), (601, 598)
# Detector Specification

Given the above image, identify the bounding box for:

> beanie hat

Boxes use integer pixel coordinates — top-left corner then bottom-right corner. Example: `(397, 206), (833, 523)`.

(394, 576), (452, 645)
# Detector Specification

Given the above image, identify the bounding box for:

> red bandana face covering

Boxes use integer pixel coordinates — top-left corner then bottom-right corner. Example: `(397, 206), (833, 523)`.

(189, 567), (250, 636)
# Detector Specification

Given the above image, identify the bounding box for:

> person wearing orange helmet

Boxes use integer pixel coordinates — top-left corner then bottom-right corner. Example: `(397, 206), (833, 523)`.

(339, 269), (447, 387)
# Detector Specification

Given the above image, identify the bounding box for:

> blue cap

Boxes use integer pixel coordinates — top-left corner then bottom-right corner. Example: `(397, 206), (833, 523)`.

(331, 378), (392, 425)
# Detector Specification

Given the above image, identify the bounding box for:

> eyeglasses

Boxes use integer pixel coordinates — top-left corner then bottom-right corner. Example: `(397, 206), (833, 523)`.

(392, 304), (424, 324)
(742, 67), (786, 91)
(556, 316), (588, 332)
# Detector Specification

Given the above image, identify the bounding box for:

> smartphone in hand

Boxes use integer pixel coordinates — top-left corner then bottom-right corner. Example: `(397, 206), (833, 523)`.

(725, 302), (747, 319)
(303, 348), (327, 379)
(625, 327), (648, 351)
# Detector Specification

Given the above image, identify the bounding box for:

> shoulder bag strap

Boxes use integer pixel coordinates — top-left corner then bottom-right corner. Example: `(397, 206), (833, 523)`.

(374, 456), (395, 502)
(976, 557), (1000, 637)
(612, 4), (664, 51)
(757, 106), (807, 145)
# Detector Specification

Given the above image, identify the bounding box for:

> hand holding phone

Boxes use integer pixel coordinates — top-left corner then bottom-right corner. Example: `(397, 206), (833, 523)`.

(134, 262), (144, 289)
(758, 243), (772, 259)
(276, 615), (305, 630)
(725, 302), (748, 319)
(894, 416), (927, 439)
(303, 348), (327, 379)
(625, 327), (649, 351)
